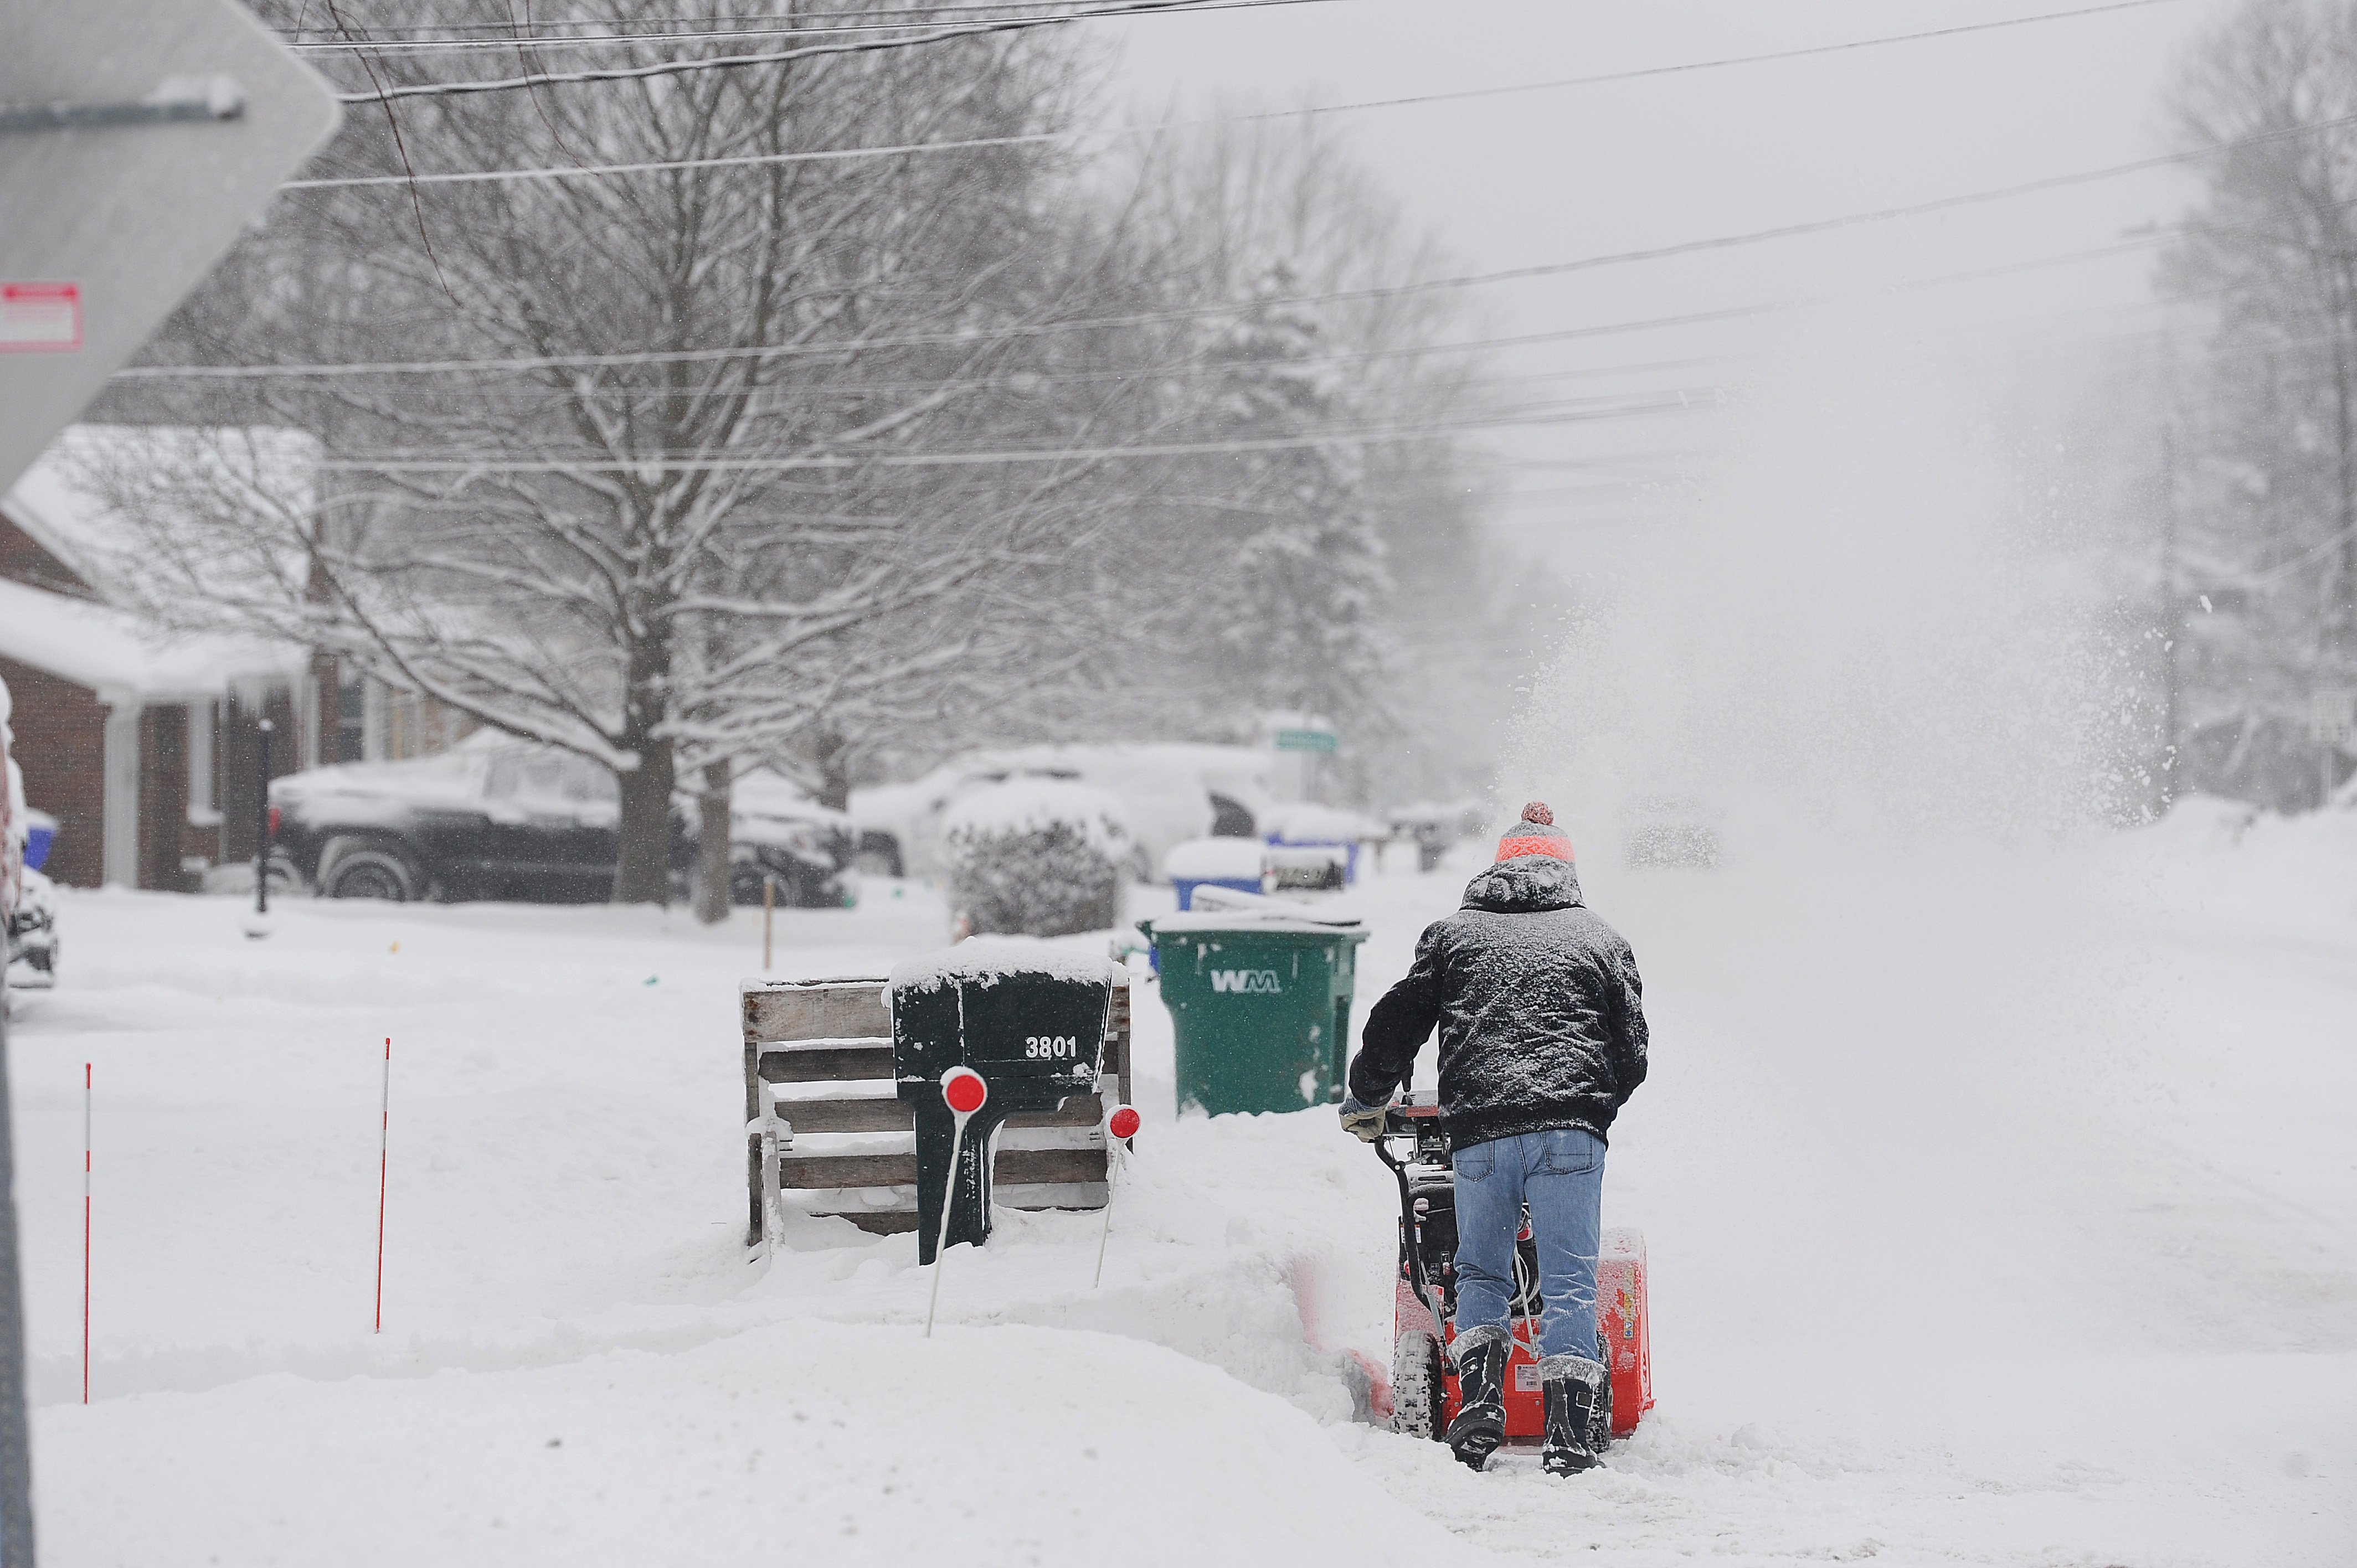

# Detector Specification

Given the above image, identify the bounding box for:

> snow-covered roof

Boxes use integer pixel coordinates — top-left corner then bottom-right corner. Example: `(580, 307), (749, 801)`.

(0, 575), (307, 702)
(889, 937), (1128, 994)
(1, 424), (317, 607)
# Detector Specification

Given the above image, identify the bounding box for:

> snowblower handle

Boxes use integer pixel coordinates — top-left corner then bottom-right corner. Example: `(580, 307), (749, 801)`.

(1370, 1111), (1450, 1342)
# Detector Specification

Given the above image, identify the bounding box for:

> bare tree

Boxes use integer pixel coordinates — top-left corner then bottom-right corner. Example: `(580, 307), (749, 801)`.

(95, 2), (1125, 905)
(2165, 0), (2357, 692)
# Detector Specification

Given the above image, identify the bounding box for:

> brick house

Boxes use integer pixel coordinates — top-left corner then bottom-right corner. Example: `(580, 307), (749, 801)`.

(0, 430), (313, 890)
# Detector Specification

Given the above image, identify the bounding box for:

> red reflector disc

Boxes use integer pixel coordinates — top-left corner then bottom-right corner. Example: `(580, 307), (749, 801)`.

(941, 1067), (988, 1116)
(1108, 1106), (1141, 1140)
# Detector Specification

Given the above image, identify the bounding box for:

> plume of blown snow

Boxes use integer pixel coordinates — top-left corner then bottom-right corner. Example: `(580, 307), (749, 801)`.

(1507, 344), (2132, 869)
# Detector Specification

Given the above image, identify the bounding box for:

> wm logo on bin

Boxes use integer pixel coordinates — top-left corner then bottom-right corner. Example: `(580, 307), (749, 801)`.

(1210, 969), (1283, 994)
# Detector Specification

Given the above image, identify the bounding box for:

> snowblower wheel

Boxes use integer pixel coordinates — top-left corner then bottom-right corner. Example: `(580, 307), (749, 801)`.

(1589, 1328), (1614, 1454)
(1391, 1328), (1447, 1442)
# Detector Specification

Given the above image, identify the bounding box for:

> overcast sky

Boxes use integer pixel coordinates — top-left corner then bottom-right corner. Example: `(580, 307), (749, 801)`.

(1095, 0), (2239, 561)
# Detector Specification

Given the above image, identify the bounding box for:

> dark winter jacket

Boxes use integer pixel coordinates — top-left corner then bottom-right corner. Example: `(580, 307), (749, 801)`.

(1347, 855), (1647, 1152)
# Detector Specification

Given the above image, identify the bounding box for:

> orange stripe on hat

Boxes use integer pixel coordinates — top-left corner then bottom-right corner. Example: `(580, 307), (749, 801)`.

(1496, 801), (1572, 861)
(1496, 831), (1573, 861)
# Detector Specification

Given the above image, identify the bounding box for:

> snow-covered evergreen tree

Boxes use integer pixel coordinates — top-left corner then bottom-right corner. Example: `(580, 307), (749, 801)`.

(1192, 265), (1394, 733)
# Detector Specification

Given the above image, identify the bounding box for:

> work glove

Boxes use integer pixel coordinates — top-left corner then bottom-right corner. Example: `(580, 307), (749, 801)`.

(1339, 1096), (1390, 1143)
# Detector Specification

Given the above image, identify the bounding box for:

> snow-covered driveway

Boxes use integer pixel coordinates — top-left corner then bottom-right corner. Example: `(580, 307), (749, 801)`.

(9, 812), (2353, 1564)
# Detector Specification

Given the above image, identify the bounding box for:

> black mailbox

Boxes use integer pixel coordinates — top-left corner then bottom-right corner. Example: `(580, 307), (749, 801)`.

(891, 948), (1119, 1264)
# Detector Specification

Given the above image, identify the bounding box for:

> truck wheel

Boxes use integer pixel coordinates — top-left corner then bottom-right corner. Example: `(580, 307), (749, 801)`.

(325, 845), (420, 901)
(1391, 1329), (1447, 1441)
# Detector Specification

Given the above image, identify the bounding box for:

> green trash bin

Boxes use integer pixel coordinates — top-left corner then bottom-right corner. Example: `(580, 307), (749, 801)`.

(1141, 909), (1370, 1116)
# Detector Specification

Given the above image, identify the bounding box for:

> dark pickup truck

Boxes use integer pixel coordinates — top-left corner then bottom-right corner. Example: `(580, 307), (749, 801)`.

(269, 739), (854, 907)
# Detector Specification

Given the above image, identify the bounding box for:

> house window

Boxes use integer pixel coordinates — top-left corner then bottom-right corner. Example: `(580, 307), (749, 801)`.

(334, 671), (366, 764)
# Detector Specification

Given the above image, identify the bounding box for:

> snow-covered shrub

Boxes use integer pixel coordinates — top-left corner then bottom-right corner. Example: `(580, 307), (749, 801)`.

(941, 780), (1133, 937)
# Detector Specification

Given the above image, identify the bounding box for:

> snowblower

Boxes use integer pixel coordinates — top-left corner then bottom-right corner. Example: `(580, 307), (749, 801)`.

(1372, 1094), (1653, 1451)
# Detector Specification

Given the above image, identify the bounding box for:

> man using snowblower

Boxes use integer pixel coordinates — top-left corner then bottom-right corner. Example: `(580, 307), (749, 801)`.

(1340, 802), (1648, 1477)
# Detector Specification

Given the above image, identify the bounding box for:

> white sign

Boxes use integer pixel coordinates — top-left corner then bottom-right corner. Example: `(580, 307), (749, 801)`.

(0, 0), (341, 487)
(0, 282), (80, 350)
(2311, 689), (2357, 747)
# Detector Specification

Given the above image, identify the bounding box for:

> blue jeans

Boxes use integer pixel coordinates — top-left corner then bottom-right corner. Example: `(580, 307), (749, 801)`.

(1450, 1128), (1605, 1361)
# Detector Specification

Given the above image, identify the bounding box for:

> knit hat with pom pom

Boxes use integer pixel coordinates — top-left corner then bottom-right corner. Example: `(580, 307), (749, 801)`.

(1494, 801), (1573, 863)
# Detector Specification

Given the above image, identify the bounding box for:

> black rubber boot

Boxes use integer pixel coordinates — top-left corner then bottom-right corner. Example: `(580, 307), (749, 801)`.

(1443, 1325), (1510, 1471)
(1540, 1353), (1607, 1476)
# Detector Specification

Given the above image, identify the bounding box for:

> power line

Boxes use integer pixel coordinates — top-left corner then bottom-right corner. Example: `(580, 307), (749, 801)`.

(108, 231), (2172, 384)
(285, 352), (1747, 406)
(285, 0), (2170, 55)
(285, 4), (1226, 51)
(320, 0), (1339, 104)
(285, 0), (2181, 189)
(321, 385), (1700, 461)
(310, 398), (1702, 473)
(281, 0), (1225, 39)
(106, 300), (1772, 380)
(282, 126), (1067, 189)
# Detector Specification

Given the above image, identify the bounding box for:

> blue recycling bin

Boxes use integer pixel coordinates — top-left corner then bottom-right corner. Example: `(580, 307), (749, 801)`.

(23, 810), (55, 872)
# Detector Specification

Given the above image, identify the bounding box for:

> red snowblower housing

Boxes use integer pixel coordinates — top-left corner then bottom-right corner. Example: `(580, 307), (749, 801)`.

(1372, 1097), (1652, 1448)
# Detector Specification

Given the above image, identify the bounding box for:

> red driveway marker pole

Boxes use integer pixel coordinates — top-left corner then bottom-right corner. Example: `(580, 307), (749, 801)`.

(925, 1067), (988, 1339)
(1093, 1105), (1140, 1290)
(374, 1038), (390, 1334)
(82, 1062), (90, 1404)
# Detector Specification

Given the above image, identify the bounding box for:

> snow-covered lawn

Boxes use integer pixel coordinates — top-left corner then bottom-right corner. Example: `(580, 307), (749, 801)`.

(9, 813), (2354, 1565)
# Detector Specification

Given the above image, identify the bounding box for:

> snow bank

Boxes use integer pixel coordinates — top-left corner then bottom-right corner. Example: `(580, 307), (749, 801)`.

(13, 809), (2356, 1565)
(889, 936), (1127, 993)
(38, 1318), (1490, 1568)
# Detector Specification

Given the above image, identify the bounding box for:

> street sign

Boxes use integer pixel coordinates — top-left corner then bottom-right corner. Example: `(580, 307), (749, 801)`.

(1274, 728), (1337, 754)
(2310, 689), (2357, 748)
(0, 0), (341, 488)
(0, 11), (337, 1558)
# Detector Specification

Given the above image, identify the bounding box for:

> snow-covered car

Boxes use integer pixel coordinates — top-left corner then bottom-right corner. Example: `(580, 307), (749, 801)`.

(1261, 802), (1384, 885)
(852, 744), (1272, 885)
(727, 771), (860, 909)
(269, 736), (853, 906)
(6, 868), (56, 988)
(1387, 799), (1486, 871)
(1622, 795), (1722, 870)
